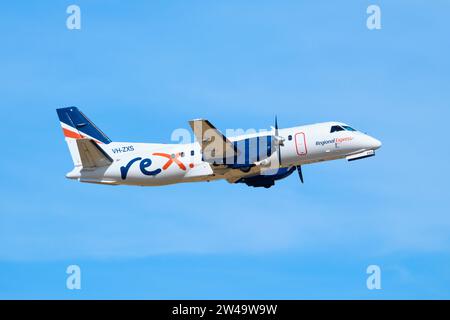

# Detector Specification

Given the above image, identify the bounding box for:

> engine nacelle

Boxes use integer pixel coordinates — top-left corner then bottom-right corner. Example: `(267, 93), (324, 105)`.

(236, 166), (296, 188)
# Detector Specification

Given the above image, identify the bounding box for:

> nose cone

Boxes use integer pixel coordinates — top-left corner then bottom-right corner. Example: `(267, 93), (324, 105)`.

(368, 136), (382, 150)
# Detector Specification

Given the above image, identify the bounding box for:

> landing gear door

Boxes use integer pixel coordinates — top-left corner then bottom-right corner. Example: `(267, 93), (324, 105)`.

(295, 132), (307, 156)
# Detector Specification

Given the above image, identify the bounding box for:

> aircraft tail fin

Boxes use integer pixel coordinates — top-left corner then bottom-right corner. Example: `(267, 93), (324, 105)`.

(56, 107), (112, 166)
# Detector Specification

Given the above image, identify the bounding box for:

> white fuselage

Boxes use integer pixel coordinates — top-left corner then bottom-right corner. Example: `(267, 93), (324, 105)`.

(66, 121), (381, 186)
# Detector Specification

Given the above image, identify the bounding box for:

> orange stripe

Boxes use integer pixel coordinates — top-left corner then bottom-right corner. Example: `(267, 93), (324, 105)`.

(162, 160), (172, 170)
(153, 152), (171, 159)
(174, 159), (186, 171)
(62, 128), (83, 139)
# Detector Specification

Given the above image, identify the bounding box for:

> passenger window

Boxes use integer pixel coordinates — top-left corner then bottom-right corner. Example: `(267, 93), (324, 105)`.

(288, 135), (292, 141)
(180, 152), (185, 157)
(330, 125), (345, 133)
(190, 150), (195, 156)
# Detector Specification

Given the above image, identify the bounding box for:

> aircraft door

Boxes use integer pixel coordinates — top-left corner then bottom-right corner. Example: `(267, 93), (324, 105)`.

(295, 132), (307, 156)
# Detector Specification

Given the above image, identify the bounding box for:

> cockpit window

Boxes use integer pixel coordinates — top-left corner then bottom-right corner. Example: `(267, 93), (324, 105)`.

(342, 125), (357, 132)
(330, 125), (345, 133)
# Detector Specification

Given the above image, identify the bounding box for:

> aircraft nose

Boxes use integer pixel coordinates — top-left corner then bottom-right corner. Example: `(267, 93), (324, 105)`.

(368, 136), (382, 150)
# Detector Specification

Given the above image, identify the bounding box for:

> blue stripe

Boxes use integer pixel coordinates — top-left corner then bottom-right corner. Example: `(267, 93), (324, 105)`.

(233, 141), (238, 165)
(256, 136), (260, 162)
(245, 138), (249, 165)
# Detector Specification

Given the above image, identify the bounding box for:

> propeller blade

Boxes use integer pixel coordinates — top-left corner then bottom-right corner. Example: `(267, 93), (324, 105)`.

(274, 115), (279, 136)
(274, 115), (282, 166)
(278, 148), (282, 166)
(296, 165), (304, 183)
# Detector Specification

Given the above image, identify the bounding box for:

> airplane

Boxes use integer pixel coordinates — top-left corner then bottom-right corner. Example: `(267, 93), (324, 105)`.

(56, 107), (381, 188)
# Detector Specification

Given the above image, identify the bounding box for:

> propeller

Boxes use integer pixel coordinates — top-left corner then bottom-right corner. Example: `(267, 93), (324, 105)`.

(274, 115), (283, 166)
(273, 116), (304, 183)
(296, 165), (304, 183)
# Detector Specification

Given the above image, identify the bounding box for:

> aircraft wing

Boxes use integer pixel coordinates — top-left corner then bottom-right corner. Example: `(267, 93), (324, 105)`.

(224, 167), (261, 183)
(188, 119), (238, 163)
(76, 138), (113, 169)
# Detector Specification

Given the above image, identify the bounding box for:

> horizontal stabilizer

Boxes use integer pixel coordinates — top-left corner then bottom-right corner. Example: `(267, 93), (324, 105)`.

(76, 139), (113, 169)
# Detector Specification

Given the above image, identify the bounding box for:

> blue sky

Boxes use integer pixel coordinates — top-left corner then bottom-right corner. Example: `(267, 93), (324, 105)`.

(1, 0), (450, 299)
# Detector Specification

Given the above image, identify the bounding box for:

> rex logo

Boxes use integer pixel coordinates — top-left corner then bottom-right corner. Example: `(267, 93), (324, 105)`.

(120, 153), (191, 180)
